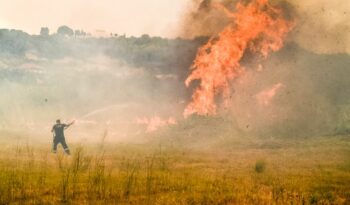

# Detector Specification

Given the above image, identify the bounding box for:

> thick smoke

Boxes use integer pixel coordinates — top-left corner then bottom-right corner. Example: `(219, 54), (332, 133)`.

(0, 0), (349, 144)
(291, 0), (350, 54)
(180, 0), (231, 39)
(181, 0), (350, 54)
(179, 0), (350, 137)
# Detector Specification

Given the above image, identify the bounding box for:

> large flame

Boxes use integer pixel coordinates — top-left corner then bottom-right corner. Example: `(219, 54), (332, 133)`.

(184, 0), (294, 117)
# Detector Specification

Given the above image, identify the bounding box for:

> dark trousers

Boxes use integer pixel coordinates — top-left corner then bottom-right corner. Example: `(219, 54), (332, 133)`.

(52, 136), (70, 154)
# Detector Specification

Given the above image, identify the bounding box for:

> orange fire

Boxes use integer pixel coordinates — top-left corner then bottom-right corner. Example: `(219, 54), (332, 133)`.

(184, 0), (294, 117)
(256, 83), (283, 106)
(136, 116), (177, 132)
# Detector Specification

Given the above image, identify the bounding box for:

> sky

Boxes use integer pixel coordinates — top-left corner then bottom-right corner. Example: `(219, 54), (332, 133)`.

(0, 0), (188, 37)
(0, 0), (348, 52)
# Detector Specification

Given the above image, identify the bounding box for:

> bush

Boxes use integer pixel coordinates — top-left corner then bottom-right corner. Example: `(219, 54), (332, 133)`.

(255, 160), (266, 173)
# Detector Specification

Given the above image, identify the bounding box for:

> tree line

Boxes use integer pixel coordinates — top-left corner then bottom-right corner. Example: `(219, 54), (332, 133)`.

(0, 26), (208, 76)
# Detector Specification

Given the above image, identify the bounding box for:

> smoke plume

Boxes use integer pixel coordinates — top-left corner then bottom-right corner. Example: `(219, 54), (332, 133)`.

(179, 0), (350, 137)
(181, 0), (350, 55)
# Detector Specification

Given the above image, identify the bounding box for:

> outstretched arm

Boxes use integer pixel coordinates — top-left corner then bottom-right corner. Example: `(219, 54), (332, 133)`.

(64, 120), (75, 129)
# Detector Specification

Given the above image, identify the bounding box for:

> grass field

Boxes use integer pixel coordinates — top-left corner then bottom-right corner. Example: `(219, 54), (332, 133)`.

(0, 134), (349, 205)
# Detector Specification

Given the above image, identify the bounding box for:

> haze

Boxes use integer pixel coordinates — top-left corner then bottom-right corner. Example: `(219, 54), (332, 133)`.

(0, 0), (188, 37)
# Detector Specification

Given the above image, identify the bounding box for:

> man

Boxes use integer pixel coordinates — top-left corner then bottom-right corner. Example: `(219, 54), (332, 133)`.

(51, 119), (74, 155)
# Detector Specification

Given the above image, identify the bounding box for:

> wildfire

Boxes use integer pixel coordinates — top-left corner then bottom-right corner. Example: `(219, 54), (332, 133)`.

(256, 83), (284, 106)
(184, 0), (294, 117)
(136, 116), (177, 132)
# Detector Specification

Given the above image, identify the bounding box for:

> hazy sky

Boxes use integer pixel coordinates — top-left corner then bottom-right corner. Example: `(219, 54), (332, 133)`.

(0, 0), (188, 37)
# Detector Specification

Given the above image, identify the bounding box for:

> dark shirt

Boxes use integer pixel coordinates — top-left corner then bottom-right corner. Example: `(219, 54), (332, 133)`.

(52, 123), (67, 138)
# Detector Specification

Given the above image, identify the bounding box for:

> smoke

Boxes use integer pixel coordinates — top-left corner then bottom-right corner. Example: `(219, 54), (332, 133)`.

(181, 0), (350, 55)
(227, 45), (344, 137)
(0, 0), (349, 144)
(178, 0), (350, 137)
(183, 0), (294, 117)
(180, 0), (231, 39)
(0, 34), (191, 142)
(291, 0), (350, 55)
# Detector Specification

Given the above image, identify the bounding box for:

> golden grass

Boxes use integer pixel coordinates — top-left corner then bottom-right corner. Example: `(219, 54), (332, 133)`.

(0, 135), (349, 204)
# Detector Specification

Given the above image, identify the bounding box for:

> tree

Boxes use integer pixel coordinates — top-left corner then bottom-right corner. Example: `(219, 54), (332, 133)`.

(40, 27), (49, 36)
(75, 30), (81, 36)
(75, 29), (87, 37)
(57, 25), (74, 36)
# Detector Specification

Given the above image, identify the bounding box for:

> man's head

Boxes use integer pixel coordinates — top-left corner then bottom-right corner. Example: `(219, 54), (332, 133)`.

(56, 119), (61, 124)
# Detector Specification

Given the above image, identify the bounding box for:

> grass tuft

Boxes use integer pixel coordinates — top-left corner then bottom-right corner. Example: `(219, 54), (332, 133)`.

(255, 160), (266, 173)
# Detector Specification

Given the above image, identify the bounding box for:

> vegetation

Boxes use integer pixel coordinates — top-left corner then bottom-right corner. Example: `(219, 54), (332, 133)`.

(0, 134), (349, 204)
(0, 27), (204, 72)
(0, 27), (349, 204)
(254, 160), (266, 173)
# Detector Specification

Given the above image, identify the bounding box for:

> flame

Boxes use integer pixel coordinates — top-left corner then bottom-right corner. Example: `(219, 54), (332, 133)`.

(184, 0), (294, 117)
(256, 83), (283, 106)
(136, 116), (177, 133)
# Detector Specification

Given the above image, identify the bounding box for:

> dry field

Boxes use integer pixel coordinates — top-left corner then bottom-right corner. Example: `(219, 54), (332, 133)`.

(0, 134), (349, 205)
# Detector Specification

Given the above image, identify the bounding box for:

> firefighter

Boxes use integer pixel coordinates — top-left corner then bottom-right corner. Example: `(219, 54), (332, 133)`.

(51, 119), (74, 155)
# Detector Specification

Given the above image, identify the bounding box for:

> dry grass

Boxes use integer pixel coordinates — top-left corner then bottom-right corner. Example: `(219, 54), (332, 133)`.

(0, 135), (349, 204)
